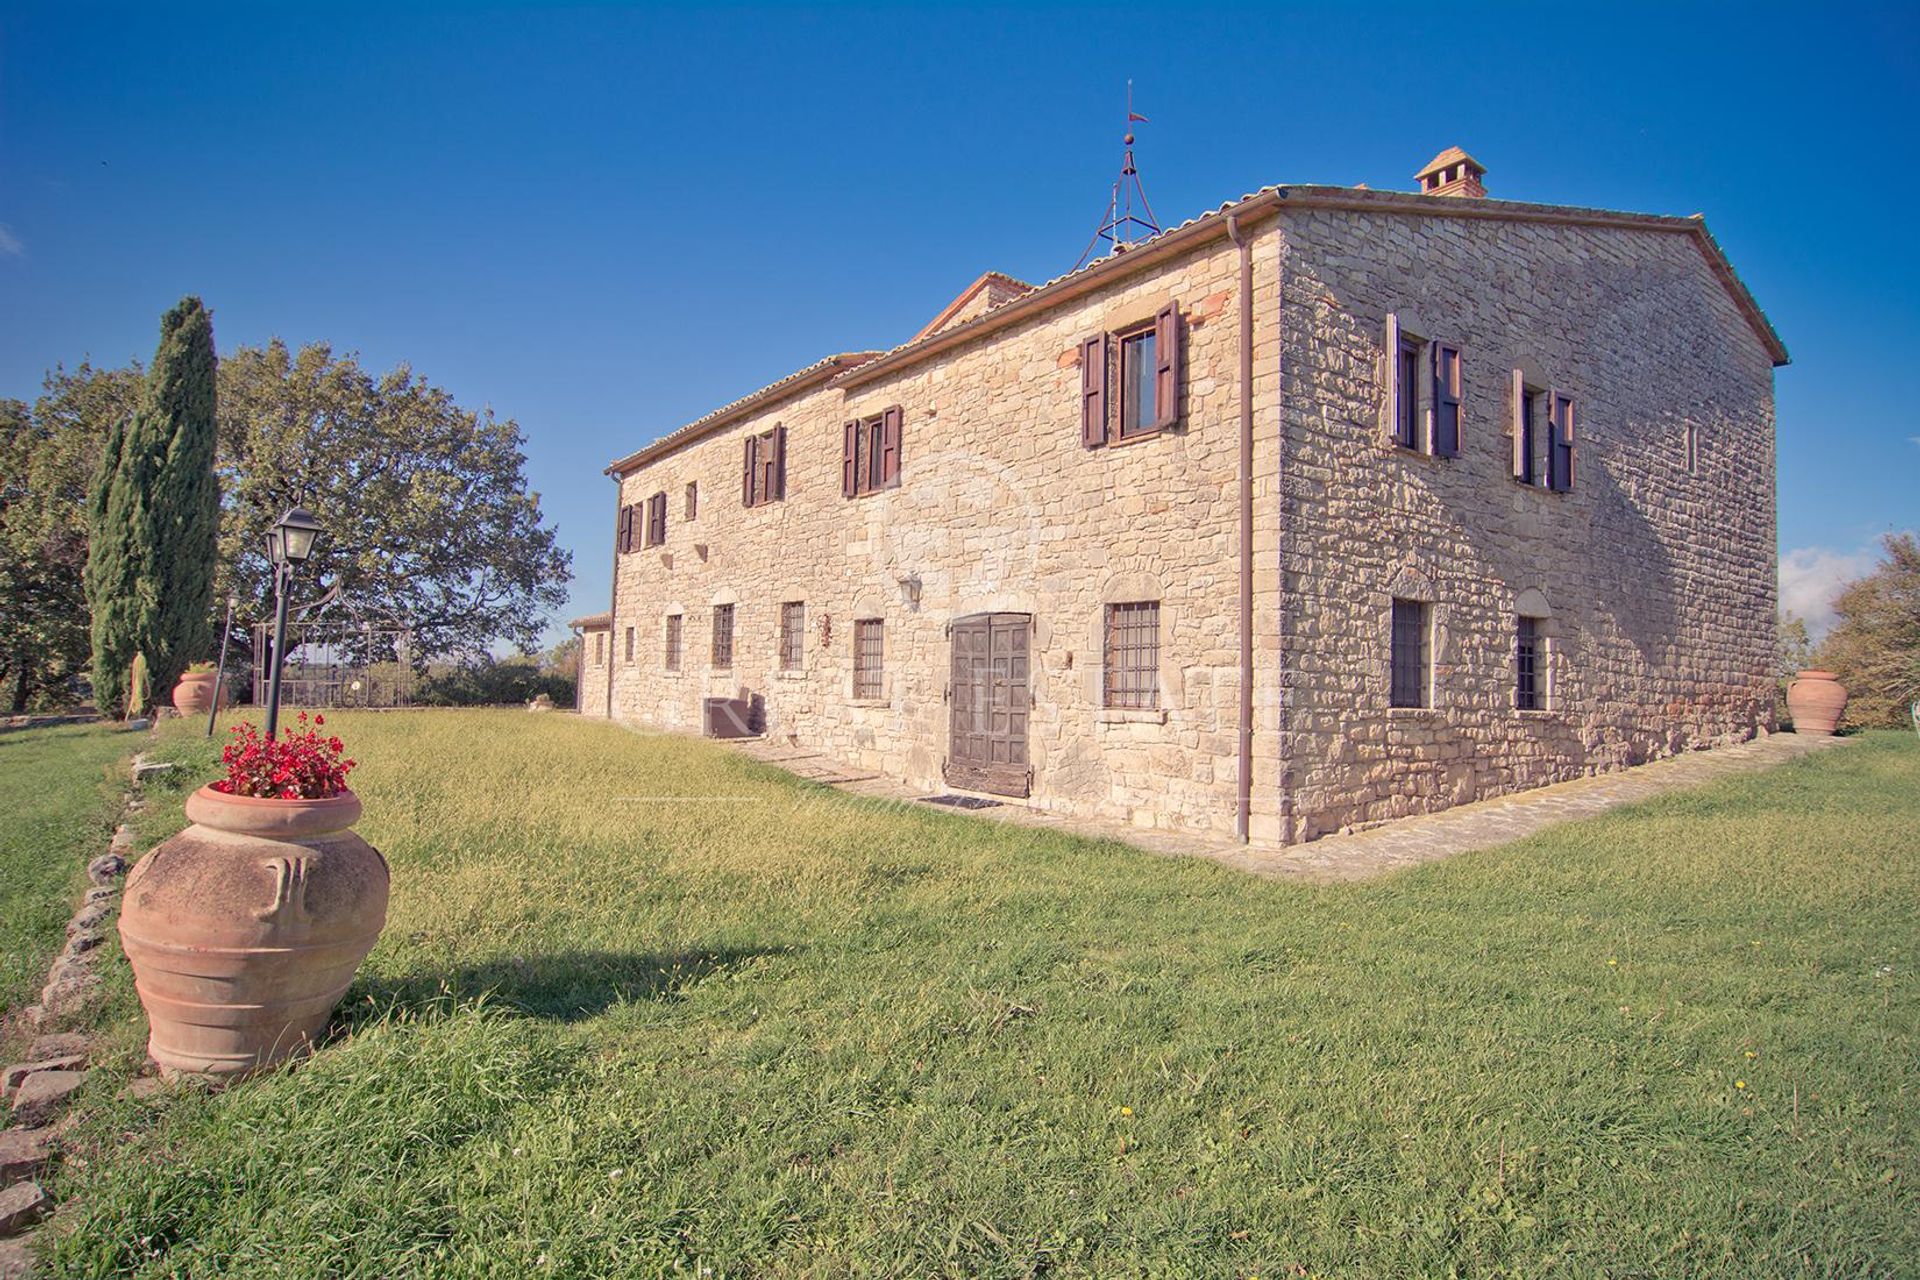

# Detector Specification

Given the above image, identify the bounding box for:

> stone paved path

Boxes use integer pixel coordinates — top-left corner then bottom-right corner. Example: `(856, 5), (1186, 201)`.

(728, 732), (1848, 883)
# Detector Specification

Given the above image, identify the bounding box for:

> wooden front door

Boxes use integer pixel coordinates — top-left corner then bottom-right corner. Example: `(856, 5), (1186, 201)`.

(947, 612), (1031, 797)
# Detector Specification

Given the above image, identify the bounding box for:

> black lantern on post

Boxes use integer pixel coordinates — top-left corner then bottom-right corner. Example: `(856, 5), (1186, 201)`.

(263, 507), (323, 740)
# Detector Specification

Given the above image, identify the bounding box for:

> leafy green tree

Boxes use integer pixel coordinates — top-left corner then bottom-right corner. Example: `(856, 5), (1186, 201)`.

(84, 300), (218, 715)
(0, 366), (142, 710)
(1817, 533), (1920, 727)
(216, 340), (570, 658)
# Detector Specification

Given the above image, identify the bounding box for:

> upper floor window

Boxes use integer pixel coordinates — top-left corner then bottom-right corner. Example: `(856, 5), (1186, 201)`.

(624, 626), (635, 663)
(1103, 601), (1161, 709)
(780, 601), (805, 671)
(1510, 374), (1575, 492)
(711, 604), (734, 669)
(843, 407), (902, 496)
(1682, 421), (1699, 474)
(1081, 301), (1182, 448)
(1432, 344), (1462, 457)
(616, 503), (636, 554)
(743, 426), (786, 508)
(643, 491), (667, 546)
(1383, 314), (1461, 458)
(685, 481), (699, 520)
(1389, 598), (1430, 709)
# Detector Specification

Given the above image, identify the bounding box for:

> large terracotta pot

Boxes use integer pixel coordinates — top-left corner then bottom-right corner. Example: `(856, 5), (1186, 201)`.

(171, 671), (230, 715)
(1786, 669), (1848, 736)
(119, 785), (389, 1078)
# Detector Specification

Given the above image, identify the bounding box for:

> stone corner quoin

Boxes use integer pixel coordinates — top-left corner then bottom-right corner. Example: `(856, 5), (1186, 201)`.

(576, 163), (1783, 850)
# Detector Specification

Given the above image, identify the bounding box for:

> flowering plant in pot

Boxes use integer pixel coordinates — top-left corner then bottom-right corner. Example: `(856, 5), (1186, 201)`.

(119, 713), (390, 1078)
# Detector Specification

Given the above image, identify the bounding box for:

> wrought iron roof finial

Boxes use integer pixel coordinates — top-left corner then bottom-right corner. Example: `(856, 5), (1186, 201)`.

(1075, 81), (1163, 271)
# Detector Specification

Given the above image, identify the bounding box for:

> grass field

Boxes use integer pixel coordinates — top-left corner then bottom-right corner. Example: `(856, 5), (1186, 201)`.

(0, 723), (135, 1023)
(23, 711), (1920, 1278)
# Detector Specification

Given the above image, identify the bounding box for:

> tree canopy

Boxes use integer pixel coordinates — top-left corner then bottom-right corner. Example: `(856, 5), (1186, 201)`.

(4, 339), (571, 710)
(1817, 532), (1920, 727)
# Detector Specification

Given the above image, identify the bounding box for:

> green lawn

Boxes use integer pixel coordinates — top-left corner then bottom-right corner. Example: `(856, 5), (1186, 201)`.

(0, 723), (135, 1024)
(33, 712), (1920, 1278)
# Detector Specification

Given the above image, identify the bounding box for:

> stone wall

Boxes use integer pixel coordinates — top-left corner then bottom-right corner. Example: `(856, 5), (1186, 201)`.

(578, 624), (610, 716)
(603, 225), (1286, 842)
(1274, 205), (1778, 840)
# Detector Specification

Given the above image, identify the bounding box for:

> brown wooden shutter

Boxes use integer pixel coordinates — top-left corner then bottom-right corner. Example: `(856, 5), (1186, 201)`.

(1548, 390), (1574, 491)
(880, 406), (902, 487)
(770, 425), (787, 500)
(617, 503), (632, 554)
(842, 419), (858, 496)
(1153, 302), (1180, 431)
(650, 492), (667, 545)
(742, 436), (757, 507)
(1510, 369), (1527, 480)
(1433, 344), (1461, 458)
(1383, 314), (1403, 444)
(1079, 333), (1108, 448)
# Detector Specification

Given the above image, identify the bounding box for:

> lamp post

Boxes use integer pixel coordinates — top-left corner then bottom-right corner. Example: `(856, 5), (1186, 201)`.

(263, 507), (324, 740)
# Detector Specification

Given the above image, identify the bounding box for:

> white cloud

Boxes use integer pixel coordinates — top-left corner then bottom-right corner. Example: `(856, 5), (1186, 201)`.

(0, 224), (19, 256)
(1779, 543), (1879, 635)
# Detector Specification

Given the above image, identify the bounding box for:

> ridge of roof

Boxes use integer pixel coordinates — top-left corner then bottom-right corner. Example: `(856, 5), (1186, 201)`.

(568, 611), (611, 629)
(832, 184), (1786, 389)
(608, 182), (1788, 477)
(604, 351), (883, 476)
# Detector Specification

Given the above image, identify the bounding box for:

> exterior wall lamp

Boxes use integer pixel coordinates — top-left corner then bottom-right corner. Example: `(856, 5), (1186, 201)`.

(263, 506), (324, 739)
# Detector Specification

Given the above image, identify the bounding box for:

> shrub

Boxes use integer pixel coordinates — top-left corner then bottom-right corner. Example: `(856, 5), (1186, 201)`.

(416, 657), (574, 708)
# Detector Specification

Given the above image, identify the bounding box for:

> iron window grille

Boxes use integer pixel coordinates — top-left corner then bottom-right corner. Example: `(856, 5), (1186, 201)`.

(624, 626), (634, 663)
(780, 601), (805, 671)
(664, 615), (682, 671)
(1390, 598), (1430, 709)
(1103, 601), (1161, 709)
(1516, 616), (1543, 711)
(711, 604), (734, 669)
(853, 618), (884, 699)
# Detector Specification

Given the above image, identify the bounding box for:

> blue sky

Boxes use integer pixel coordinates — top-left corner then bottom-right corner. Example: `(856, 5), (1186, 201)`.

(2, 2), (1914, 641)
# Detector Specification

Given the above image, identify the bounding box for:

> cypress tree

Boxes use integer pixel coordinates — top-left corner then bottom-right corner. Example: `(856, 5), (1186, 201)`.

(84, 297), (218, 715)
(140, 297), (220, 695)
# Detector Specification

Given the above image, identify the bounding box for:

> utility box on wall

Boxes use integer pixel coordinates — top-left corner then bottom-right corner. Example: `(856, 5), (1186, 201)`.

(701, 696), (762, 739)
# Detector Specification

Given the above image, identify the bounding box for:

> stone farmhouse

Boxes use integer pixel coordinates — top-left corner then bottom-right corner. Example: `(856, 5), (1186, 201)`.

(574, 148), (1787, 847)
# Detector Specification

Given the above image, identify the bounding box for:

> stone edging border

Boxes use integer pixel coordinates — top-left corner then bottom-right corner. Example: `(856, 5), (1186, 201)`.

(0, 758), (148, 1275)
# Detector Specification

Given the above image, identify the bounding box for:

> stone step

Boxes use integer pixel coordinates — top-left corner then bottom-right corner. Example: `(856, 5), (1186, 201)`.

(0, 1131), (51, 1190)
(0, 1182), (49, 1238)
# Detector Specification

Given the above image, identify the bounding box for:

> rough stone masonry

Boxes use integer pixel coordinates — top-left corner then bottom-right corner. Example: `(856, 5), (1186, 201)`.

(577, 149), (1784, 848)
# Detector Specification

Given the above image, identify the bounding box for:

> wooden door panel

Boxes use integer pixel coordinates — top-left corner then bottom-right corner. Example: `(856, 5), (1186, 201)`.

(947, 612), (1031, 797)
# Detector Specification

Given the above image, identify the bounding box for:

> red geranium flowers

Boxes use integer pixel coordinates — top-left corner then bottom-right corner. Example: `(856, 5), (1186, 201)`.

(216, 713), (357, 800)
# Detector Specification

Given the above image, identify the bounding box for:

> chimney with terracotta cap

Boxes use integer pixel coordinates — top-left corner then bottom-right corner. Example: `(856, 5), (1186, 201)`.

(1415, 147), (1486, 198)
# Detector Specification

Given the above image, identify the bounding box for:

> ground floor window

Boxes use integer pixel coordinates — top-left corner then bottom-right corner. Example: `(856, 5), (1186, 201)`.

(711, 604), (734, 669)
(1390, 598), (1430, 708)
(1103, 601), (1161, 709)
(780, 601), (805, 670)
(1516, 616), (1544, 710)
(623, 626), (634, 663)
(854, 619), (884, 699)
(593, 632), (605, 666)
(664, 615), (682, 671)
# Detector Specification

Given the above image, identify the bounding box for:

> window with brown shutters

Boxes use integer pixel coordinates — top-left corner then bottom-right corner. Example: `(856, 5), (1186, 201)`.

(616, 503), (636, 555)
(743, 426), (786, 507)
(843, 407), (903, 497)
(1546, 391), (1575, 492)
(1103, 601), (1160, 709)
(664, 615), (682, 671)
(643, 491), (667, 546)
(853, 618), (884, 699)
(1432, 344), (1462, 457)
(780, 601), (805, 670)
(711, 604), (734, 669)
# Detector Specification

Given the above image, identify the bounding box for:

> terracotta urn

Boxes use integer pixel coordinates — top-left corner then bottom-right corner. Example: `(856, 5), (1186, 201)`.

(118, 785), (389, 1078)
(171, 670), (230, 715)
(1786, 669), (1848, 736)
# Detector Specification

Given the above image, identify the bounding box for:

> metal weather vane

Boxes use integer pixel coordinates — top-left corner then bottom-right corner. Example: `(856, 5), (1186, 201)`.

(1075, 82), (1163, 271)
